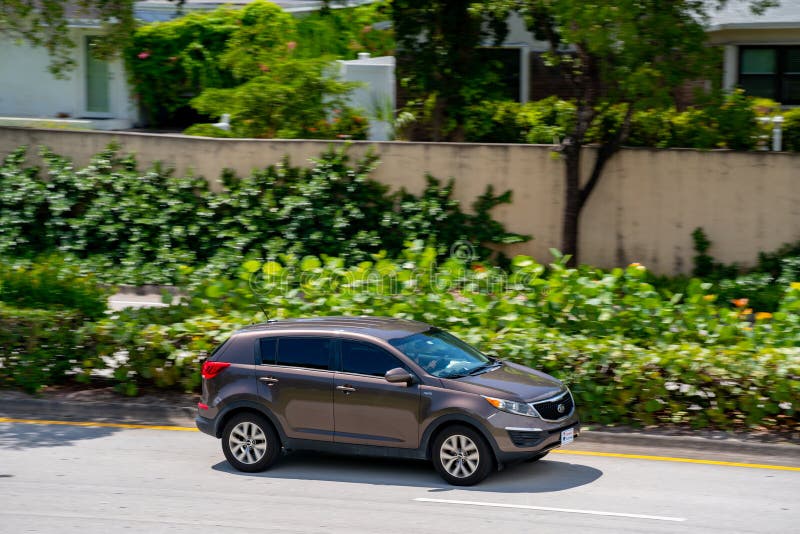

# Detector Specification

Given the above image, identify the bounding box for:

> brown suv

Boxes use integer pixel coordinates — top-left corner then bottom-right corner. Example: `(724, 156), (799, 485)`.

(196, 316), (579, 485)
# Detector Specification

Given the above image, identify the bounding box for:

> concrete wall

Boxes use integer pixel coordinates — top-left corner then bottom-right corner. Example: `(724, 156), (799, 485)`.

(0, 29), (137, 127)
(1, 126), (798, 274)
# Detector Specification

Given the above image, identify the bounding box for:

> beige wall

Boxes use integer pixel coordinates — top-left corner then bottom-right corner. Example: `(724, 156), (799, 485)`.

(1, 126), (798, 274)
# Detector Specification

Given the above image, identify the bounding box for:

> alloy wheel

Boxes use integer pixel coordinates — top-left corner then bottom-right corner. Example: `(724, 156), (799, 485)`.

(228, 421), (268, 464)
(439, 434), (480, 478)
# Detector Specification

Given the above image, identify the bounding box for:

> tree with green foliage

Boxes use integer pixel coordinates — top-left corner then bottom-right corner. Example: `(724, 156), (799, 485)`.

(127, 0), (388, 133)
(185, 1), (363, 138)
(394, 0), (778, 263)
(514, 0), (778, 265)
(392, 1), (511, 141)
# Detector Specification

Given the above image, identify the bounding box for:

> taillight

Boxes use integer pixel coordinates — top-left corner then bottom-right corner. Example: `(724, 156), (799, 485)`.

(201, 361), (230, 379)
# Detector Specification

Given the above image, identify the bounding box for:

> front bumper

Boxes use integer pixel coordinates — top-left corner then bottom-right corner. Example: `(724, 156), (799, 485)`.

(483, 406), (580, 462)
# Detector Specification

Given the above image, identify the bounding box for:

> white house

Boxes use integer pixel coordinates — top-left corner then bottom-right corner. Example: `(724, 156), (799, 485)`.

(490, 2), (800, 106)
(0, 26), (137, 130)
(707, 0), (800, 105)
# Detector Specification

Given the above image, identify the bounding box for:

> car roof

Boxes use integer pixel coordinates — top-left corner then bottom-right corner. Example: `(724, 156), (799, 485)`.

(235, 316), (433, 341)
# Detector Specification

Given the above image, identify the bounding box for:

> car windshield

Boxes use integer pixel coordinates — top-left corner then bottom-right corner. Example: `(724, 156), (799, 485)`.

(388, 329), (496, 378)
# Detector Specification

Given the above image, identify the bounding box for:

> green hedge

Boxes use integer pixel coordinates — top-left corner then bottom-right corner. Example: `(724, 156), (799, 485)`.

(0, 145), (526, 284)
(0, 304), (87, 393)
(0, 256), (110, 319)
(465, 91), (800, 152)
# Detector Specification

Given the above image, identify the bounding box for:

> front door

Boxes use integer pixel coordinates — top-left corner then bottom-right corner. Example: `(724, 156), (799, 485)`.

(333, 339), (421, 448)
(85, 37), (110, 114)
(256, 336), (335, 442)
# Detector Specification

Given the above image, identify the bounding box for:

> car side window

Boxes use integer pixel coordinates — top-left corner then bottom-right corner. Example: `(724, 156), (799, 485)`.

(340, 340), (405, 377)
(275, 337), (332, 370)
(259, 337), (277, 364)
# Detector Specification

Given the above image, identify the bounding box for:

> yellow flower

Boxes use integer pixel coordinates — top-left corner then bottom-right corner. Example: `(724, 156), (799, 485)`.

(791, 282), (800, 290)
(755, 312), (773, 321)
(742, 308), (753, 315)
(703, 295), (715, 301)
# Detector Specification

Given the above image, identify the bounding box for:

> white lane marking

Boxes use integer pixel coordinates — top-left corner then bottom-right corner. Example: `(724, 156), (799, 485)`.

(413, 497), (686, 522)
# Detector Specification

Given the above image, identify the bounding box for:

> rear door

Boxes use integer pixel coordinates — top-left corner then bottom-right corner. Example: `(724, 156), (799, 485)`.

(333, 339), (421, 448)
(256, 336), (335, 442)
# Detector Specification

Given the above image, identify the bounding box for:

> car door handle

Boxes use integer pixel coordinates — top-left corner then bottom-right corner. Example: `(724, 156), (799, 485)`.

(259, 377), (279, 386)
(336, 385), (356, 394)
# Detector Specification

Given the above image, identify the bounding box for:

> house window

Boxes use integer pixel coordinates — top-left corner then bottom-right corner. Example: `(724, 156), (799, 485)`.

(85, 37), (110, 113)
(738, 46), (800, 104)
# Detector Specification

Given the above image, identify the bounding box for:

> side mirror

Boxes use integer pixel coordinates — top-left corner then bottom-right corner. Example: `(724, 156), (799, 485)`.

(385, 367), (414, 386)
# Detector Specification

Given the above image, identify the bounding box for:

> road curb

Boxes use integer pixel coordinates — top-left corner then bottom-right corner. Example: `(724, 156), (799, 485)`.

(1, 396), (797, 457)
(0, 397), (195, 427)
(578, 428), (799, 458)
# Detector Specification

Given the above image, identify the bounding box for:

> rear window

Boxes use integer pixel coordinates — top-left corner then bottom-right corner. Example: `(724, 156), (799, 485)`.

(275, 337), (332, 370)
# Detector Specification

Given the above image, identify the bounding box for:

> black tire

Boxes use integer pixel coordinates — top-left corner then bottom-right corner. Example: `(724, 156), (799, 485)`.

(524, 451), (549, 463)
(431, 425), (494, 486)
(221, 412), (280, 473)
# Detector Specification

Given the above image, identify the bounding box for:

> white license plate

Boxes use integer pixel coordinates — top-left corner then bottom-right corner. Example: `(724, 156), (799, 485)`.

(560, 428), (574, 445)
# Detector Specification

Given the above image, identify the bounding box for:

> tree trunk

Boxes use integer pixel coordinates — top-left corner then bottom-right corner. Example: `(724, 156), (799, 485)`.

(561, 104), (633, 267)
(561, 144), (581, 266)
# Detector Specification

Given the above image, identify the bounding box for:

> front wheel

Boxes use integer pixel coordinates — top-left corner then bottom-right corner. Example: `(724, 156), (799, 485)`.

(432, 425), (493, 486)
(222, 413), (280, 473)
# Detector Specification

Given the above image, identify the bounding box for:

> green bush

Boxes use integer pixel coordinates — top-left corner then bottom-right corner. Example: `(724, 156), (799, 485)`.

(126, 8), (239, 126)
(0, 256), (110, 319)
(464, 97), (576, 144)
(462, 90), (786, 151)
(674, 228), (800, 312)
(0, 304), (87, 393)
(295, 1), (394, 59)
(126, 0), (393, 131)
(0, 145), (527, 284)
(783, 108), (800, 152)
(463, 101), (525, 143)
(182, 123), (235, 138)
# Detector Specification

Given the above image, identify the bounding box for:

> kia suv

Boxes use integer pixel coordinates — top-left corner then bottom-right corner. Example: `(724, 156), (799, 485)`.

(196, 317), (579, 486)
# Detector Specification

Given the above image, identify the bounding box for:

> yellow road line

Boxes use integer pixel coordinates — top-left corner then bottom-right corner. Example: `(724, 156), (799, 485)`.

(0, 416), (198, 432)
(552, 449), (800, 472)
(1, 416), (797, 472)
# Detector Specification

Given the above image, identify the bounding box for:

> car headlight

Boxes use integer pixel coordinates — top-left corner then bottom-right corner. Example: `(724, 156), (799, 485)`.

(482, 395), (540, 418)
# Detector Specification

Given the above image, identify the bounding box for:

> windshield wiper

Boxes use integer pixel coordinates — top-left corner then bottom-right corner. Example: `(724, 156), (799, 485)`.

(467, 359), (502, 376)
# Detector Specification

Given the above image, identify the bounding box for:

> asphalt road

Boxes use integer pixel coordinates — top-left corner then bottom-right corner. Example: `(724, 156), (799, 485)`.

(0, 421), (797, 533)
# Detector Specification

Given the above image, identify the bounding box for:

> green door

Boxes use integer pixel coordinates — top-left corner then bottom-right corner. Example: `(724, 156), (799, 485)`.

(86, 37), (110, 113)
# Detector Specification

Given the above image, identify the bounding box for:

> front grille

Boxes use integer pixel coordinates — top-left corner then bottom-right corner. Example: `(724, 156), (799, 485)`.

(533, 391), (574, 421)
(507, 430), (546, 447)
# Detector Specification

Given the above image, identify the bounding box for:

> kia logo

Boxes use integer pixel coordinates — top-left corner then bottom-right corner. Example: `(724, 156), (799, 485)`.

(557, 403), (565, 414)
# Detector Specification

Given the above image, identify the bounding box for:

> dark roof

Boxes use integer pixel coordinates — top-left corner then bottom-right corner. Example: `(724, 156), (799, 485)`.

(236, 316), (432, 340)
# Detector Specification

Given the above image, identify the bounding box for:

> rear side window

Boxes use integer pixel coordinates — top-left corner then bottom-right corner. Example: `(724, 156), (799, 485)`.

(276, 337), (332, 370)
(259, 337), (277, 364)
(340, 340), (405, 377)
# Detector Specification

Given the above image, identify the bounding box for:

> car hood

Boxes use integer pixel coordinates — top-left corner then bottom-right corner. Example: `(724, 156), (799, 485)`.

(440, 360), (565, 402)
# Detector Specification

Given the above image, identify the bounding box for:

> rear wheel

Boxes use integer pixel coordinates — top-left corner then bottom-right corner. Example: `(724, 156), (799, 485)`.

(222, 412), (280, 473)
(432, 425), (493, 486)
